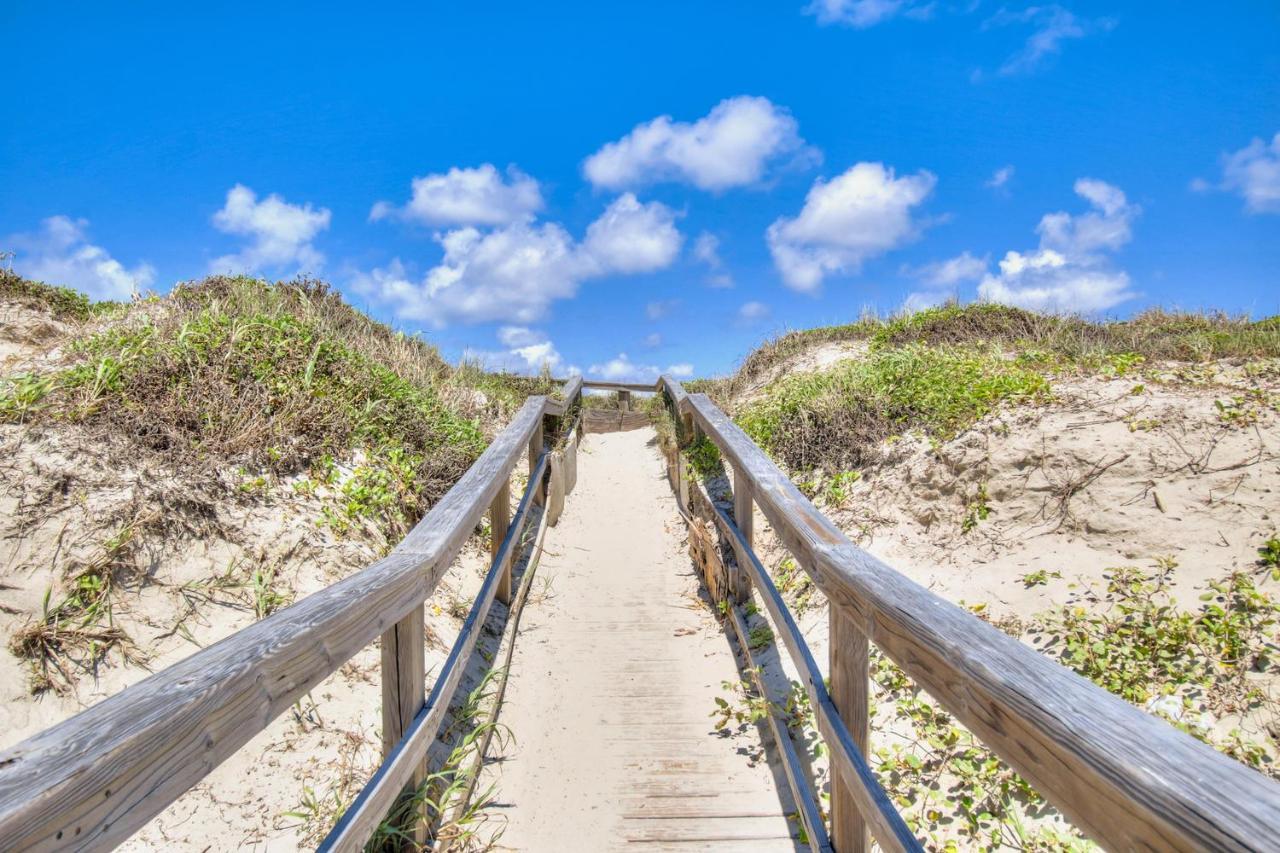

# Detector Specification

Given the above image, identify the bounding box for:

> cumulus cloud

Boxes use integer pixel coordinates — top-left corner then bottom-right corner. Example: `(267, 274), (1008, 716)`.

(352, 194), (683, 327)
(210, 184), (330, 274)
(581, 193), (683, 273)
(767, 162), (937, 291)
(583, 96), (818, 192)
(465, 326), (564, 374)
(588, 352), (693, 382)
(804, 0), (931, 28)
(1200, 132), (1280, 214)
(370, 164), (543, 226)
(977, 178), (1139, 313)
(7, 216), (155, 301)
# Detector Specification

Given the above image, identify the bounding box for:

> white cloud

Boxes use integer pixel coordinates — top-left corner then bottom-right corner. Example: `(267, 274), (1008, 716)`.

(371, 164), (543, 226)
(210, 184), (330, 274)
(466, 326), (563, 375)
(352, 194), (683, 327)
(901, 289), (954, 314)
(643, 332), (663, 348)
(977, 178), (1138, 313)
(804, 0), (930, 28)
(905, 251), (988, 287)
(581, 193), (683, 273)
(738, 300), (771, 323)
(1214, 132), (1280, 214)
(645, 299), (680, 320)
(588, 352), (692, 383)
(986, 165), (1015, 190)
(767, 162), (937, 291)
(7, 216), (155, 302)
(694, 231), (734, 288)
(980, 5), (1113, 78)
(693, 232), (722, 267)
(583, 96), (818, 192)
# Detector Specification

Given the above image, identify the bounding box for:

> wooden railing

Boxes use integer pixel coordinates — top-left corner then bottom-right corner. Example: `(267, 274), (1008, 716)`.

(654, 373), (1280, 852)
(4, 368), (1280, 851)
(0, 379), (584, 852)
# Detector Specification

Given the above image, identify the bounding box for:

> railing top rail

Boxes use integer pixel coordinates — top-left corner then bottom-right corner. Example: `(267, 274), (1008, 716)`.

(580, 379), (657, 393)
(0, 381), (581, 850)
(676, 390), (1280, 851)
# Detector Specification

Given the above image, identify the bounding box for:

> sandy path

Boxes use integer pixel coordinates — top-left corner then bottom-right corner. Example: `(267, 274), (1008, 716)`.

(483, 429), (800, 851)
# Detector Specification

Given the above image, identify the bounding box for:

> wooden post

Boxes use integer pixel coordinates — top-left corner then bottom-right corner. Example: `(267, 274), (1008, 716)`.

(380, 608), (426, 845)
(618, 390), (631, 411)
(732, 470), (753, 604)
(547, 452), (566, 526)
(830, 605), (870, 853)
(492, 478), (512, 605)
(529, 419), (544, 507)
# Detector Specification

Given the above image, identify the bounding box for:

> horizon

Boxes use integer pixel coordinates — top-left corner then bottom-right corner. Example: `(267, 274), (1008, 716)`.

(2, 1), (1277, 380)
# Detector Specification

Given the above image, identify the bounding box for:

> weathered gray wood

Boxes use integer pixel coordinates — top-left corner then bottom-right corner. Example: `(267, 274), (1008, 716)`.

(725, 605), (832, 853)
(380, 607), (427, 846)
(831, 607), (869, 853)
(659, 374), (694, 445)
(563, 421), (579, 496)
(581, 379), (657, 393)
(732, 470), (753, 604)
(543, 376), (583, 417)
(680, 392), (1280, 851)
(617, 389), (631, 411)
(0, 397), (550, 851)
(547, 451), (565, 526)
(528, 419), (544, 507)
(581, 409), (649, 434)
(702, 499), (917, 851)
(492, 478), (512, 605)
(320, 451), (550, 852)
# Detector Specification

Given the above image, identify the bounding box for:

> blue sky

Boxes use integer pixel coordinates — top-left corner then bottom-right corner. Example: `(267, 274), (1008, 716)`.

(3, 2), (1278, 380)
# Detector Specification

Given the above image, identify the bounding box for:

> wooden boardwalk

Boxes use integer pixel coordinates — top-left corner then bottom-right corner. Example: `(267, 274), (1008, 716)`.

(484, 429), (801, 851)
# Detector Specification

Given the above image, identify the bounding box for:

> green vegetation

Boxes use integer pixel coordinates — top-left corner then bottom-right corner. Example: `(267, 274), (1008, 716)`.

(0, 267), (105, 320)
(1, 275), (530, 539)
(738, 343), (1048, 471)
(719, 303), (1280, 474)
(685, 434), (723, 478)
(1036, 563), (1279, 773)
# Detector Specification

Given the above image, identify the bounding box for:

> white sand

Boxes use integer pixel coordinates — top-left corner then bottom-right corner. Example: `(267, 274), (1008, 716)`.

(481, 430), (801, 852)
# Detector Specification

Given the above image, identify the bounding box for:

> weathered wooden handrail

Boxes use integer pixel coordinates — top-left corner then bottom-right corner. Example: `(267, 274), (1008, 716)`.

(320, 450), (552, 850)
(0, 378), (584, 850)
(657, 374), (1280, 851)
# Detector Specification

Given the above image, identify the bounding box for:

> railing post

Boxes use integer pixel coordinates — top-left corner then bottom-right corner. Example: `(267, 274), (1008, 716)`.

(492, 478), (513, 605)
(618, 389), (631, 411)
(830, 604), (870, 853)
(529, 418), (545, 506)
(380, 607), (426, 845)
(732, 471), (753, 604)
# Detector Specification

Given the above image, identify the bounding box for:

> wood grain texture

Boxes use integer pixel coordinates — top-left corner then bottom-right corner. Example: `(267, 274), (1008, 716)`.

(680, 392), (1280, 851)
(0, 397), (550, 851)
(831, 607), (869, 853)
(581, 380), (659, 393)
(492, 478), (512, 606)
(725, 605), (832, 853)
(731, 471), (753, 605)
(320, 451), (551, 852)
(547, 451), (565, 526)
(380, 608), (427, 846)
(702, 499), (916, 851)
(581, 409), (650, 434)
